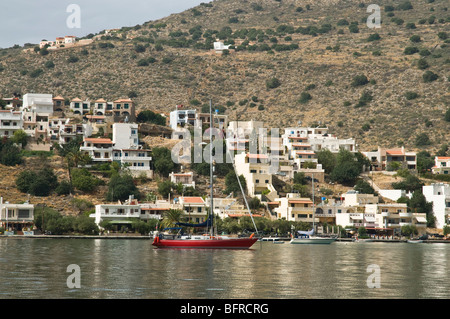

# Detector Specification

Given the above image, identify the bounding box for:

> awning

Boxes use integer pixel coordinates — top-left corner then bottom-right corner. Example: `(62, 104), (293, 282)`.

(350, 215), (363, 220)
(109, 220), (134, 224)
(365, 216), (376, 222)
(415, 217), (427, 223)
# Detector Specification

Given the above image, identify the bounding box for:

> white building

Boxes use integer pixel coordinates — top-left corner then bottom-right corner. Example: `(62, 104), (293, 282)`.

(70, 98), (91, 115)
(282, 126), (356, 154)
(91, 195), (141, 227)
(0, 110), (23, 138)
(112, 123), (139, 149)
(335, 201), (427, 236)
(93, 98), (107, 116)
(363, 147), (417, 171)
(432, 157), (450, 175)
(111, 123), (152, 176)
(173, 196), (208, 224)
(423, 183), (450, 229)
(169, 107), (196, 129)
(22, 94), (53, 142)
(80, 137), (114, 163)
(22, 93), (53, 114)
(272, 193), (314, 222)
(226, 120), (265, 154)
(234, 152), (278, 201)
(169, 172), (195, 189)
(64, 35), (76, 45)
(213, 41), (230, 52)
(0, 197), (34, 233)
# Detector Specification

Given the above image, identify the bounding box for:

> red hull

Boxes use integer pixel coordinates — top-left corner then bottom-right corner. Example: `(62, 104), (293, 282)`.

(152, 236), (258, 249)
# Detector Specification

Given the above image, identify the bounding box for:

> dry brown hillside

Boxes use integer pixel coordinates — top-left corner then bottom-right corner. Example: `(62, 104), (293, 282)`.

(0, 0), (448, 153)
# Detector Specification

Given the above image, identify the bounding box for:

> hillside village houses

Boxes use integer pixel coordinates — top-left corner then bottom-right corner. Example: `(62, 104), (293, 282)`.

(1, 92), (448, 238)
(432, 157), (450, 175)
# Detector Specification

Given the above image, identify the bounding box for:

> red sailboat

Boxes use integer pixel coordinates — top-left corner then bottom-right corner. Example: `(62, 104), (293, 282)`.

(152, 100), (259, 249)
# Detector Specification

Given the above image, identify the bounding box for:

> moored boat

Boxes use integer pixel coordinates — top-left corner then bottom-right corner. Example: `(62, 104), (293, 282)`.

(152, 100), (258, 250)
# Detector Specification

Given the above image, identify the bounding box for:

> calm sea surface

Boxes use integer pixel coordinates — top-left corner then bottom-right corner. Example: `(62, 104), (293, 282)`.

(0, 238), (449, 299)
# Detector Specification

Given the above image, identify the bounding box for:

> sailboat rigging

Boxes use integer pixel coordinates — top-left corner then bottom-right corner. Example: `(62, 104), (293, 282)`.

(152, 100), (258, 249)
(290, 173), (336, 244)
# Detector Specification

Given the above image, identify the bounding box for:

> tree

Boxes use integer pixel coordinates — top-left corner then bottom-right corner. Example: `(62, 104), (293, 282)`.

(358, 226), (368, 238)
(266, 77), (281, 89)
(225, 170), (246, 194)
(106, 173), (140, 201)
(330, 149), (361, 185)
(15, 167), (58, 196)
(416, 151), (434, 173)
(330, 161), (360, 185)
(12, 130), (28, 148)
(444, 108), (450, 122)
(423, 70), (438, 83)
(293, 172), (307, 185)
(0, 139), (22, 166)
(354, 179), (376, 194)
(161, 209), (184, 229)
(316, 149), (336, 174)
(71, 168), (99, 192)
(137, 110), (166, 126)
(351, 74), (369, 87)
(157, 180), (175, 198)
(392, 175), (424, 193)
(415, 133), (431, 146)
(401, 225), (418, 237)
(152, 147), (175, 177)
(408, 191), (434, 227)
(74, 215), (99, 234)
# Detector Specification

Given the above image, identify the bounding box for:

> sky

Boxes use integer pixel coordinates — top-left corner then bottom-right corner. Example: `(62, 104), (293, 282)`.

(0, 0), (208, 48)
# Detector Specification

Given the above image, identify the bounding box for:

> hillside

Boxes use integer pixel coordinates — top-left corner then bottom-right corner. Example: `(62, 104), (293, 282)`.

(0, 0), (448, 152)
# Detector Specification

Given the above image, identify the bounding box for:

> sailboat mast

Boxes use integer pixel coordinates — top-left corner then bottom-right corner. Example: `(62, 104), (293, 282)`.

(210, 99), (214, 237)
(312, 173), (315, 233)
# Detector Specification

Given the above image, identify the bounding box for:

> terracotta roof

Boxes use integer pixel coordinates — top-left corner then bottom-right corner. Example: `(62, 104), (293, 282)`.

(386, 148), (405, 155)
(95, 98), (107, 103)
(114, 99), (133, 103)
(247, 153), (269, 159)
(181, 197), (205, 204)
(436, 157), (450, 160)
(53, 96), (65, 100)
(288, 199), (313, 204)
(84, 138), (113, 144)
(71, 98), (83, 102)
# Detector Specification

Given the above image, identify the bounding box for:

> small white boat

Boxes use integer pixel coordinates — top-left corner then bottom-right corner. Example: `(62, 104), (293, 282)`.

(407, 239), (423, 243)
(290, 236), (336, 244)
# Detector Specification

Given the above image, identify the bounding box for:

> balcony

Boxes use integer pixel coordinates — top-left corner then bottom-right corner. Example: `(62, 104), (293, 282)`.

(381, 212), (390, 217)
(399, 222), (412, 227)
(399, 212), (412, 218)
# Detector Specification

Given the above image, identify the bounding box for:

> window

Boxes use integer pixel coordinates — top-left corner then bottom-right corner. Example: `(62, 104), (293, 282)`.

(197, 207), (202, 213)
(265, 180), (269, 183)
(124, 103), (129, 109)
(255, 179), (259, 183)
(18, 210), (30, 219)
